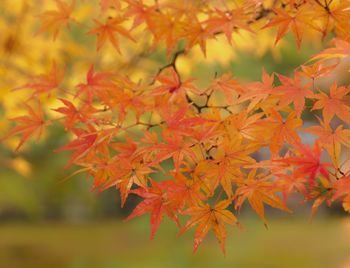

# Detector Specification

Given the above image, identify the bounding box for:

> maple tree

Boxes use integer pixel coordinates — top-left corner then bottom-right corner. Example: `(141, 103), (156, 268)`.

(3, 0), (350, 255)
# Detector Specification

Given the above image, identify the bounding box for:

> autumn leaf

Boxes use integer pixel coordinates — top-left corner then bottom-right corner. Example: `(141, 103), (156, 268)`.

(75, 65), (114, 103)
(181, 16), (210, 57)
(235, 169), (291, 225)
(275, 72), (314, 116)
(180, 199), (238, 254)
(124, 0), (157, 29)
(146, 12), (185, 55)
(276, 142), (331, 189)
(257, 110), (302, 156)
(205, 8), (252, 45)
(312, 82), (350, 125)
(151, 67), (201, 100)
(303, 118), (350, 164)
(125, 180), (181, 240)
(14, 62), (64, 97)
(311, 38), (350, 61)
(99, 157), (153, 207)
(146, 131), (197, 171)
(161, 171), (206, 208)
(4, 101), (49, 151)
(223, 111), (262, 142)
(238, 69), (275, 111)
(55, 128), (98, 166)
(262, 6), (315, 48)
(37, 0), (75, 40)
(208, 73), (243, 104)
(300, 62), (337, 81)
(88, 17), (136, 53)
(53, 98), (98, 130)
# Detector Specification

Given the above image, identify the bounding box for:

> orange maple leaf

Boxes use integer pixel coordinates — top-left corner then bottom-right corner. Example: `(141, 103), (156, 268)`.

(88, 17), (135, 53)
(238, 69), (275, 111)
(151, 67), (201, 99)
(181, 16), (211, 57)
(53, 98), (98, 130)
(262, 6), (315, 48)
(124, 0), (157, 29)
(303, 118), (350, 164)
(4, 102), (49, 151)
(146, 12), (185, 55)
(180, 199), (238, 254)
(311, 38), (350, 61)
(312, 82), (350, 125)
(276, 142), (331, 189)
(235, 169), (291, 225)
(37, 0), (75, 40)
(14, 63), (64, 97)
(125, 180), (181, 240)
(275, 72), (314, 116)
(257, 110), (302, 156)
(204, 8), (252, 45)
(75, 65), (114, 103)
(208, 73), (243, 104)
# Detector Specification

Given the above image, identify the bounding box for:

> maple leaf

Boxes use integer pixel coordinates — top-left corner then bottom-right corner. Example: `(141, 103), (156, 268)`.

(275, 173), (307, 202)
(147, 131), (197, 171)
(311, 38), (350, 61)
(14, 62), (64, 97)
(275, 72), (314, 116)
(314, 1), (350, 37)
(159, 103), (208, 136)
(208, 73), (243, 104)
(98, 157), (153, 206)
(303, 118), (350, 164)
(161, 171), (206, 208)
(190, 121), (221, 145)
(151, 67), (200, 99)
(88, 17), (136, 53)
(55, 126), (117, 167)
(180, 199), (239, 254)
(257, 110), (302, 156)
(276, 142), (331, 189)
(125, 180), (181, 240)
(300, 62), (337, 81)
(111, 137), (139, 159)
(262, 6), (314, 48)
(146, 12), (185, 55)
(204, 8), (252, 44)
(238, 69), (275, 111)
(55, 128), (98, 166)
(331, 176), (350, 203)
(4, 102), (49, 151)
(235, 169), (292, 224)
(312, 83), (350, 125)
(181, 16), (211, 57)
(53, 98), (98, 130)
(37, 0), (75, 40)
(209, 139), (257, 197)
(223, 111), (263, 142)
(124, 0), (156, 29)
(75, 65), (114, 103)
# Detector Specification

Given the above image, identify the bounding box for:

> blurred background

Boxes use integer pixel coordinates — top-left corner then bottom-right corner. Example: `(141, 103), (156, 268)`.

(1, 1), (350, 267)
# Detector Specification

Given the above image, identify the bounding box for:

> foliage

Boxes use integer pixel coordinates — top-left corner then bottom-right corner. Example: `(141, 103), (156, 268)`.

(3, 0), (350, 254)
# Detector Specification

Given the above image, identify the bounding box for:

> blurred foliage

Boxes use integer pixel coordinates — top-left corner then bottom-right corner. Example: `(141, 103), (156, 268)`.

(0, 217), (349, 268)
